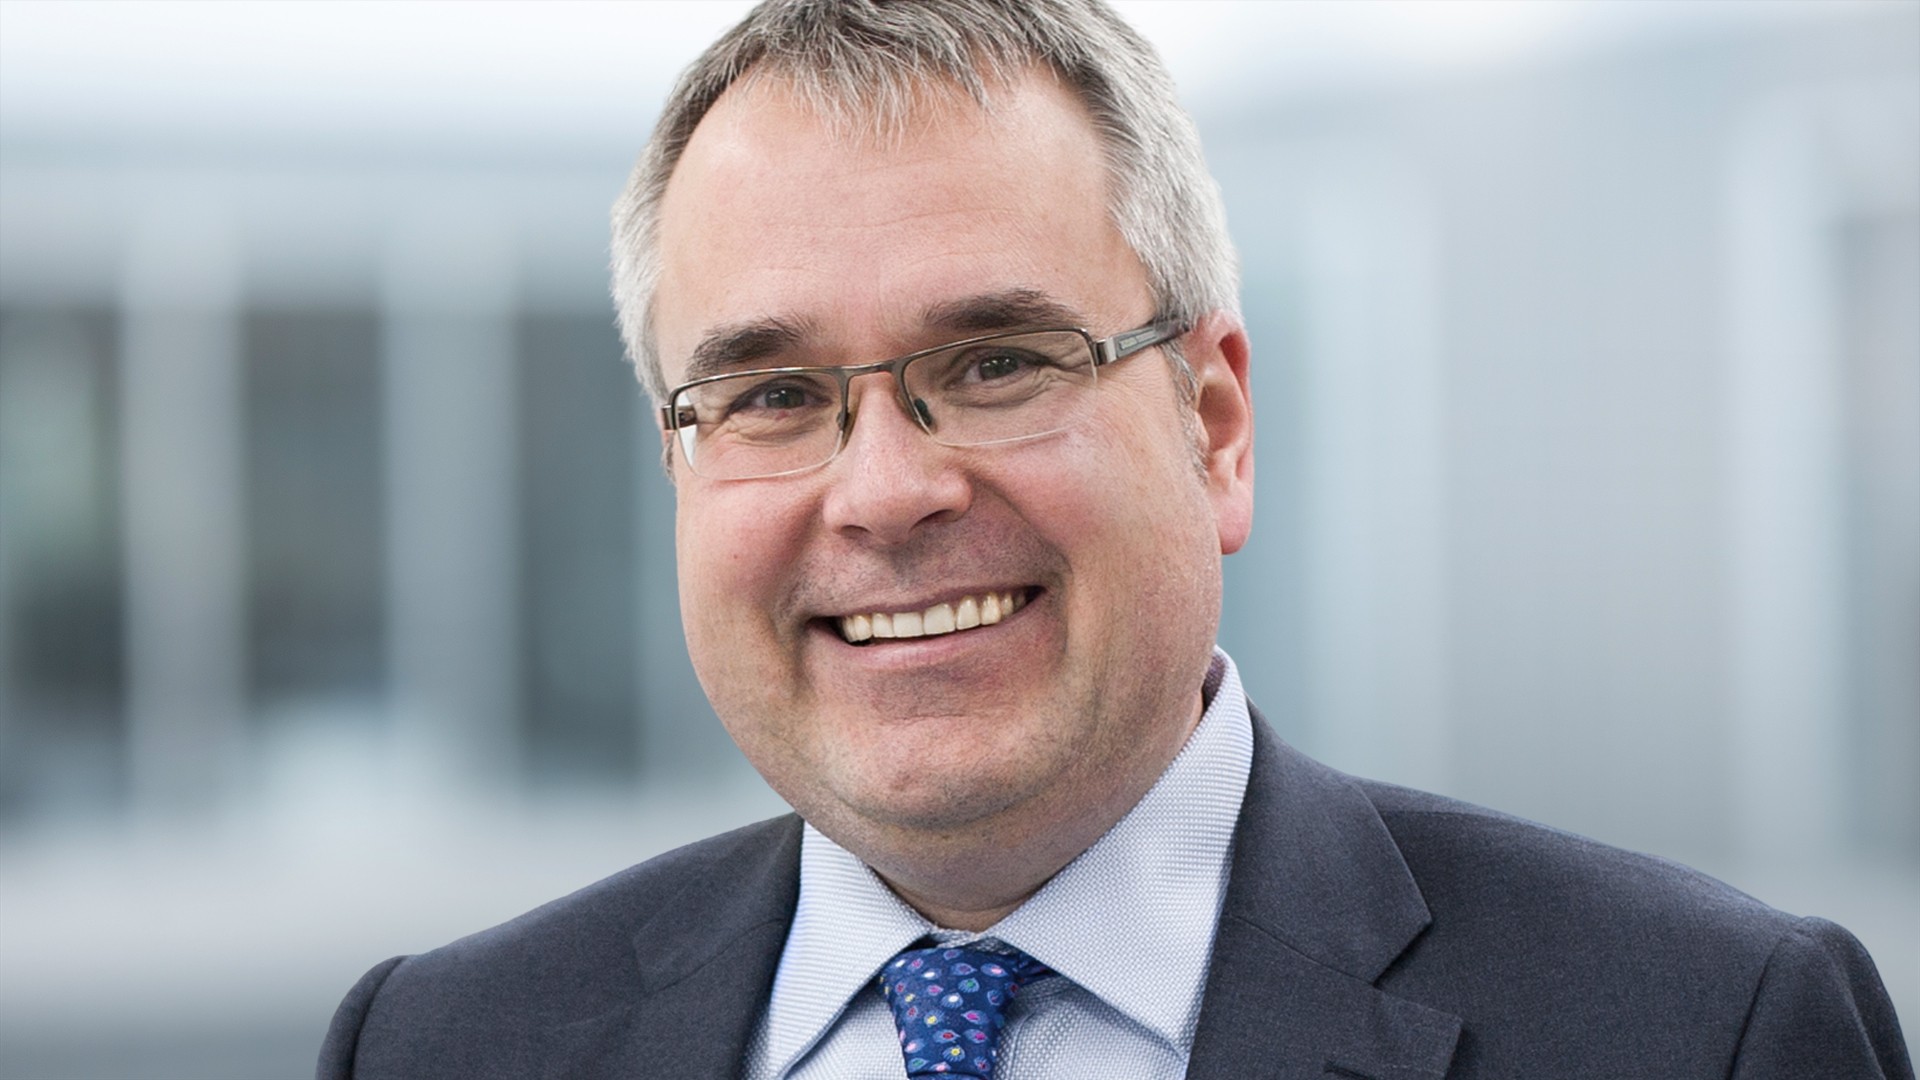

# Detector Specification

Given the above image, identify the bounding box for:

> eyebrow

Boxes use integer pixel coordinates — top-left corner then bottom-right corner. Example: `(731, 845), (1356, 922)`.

(681, 317), (815, 382)
(675, 288), (1090, 383)
(921, 288), (1089, 336)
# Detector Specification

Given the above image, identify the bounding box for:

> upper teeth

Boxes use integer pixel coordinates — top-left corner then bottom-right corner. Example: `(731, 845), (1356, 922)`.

(840, 591), (1026, 643)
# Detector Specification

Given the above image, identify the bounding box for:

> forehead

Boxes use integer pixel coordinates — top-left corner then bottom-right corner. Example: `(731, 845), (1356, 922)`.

(651, 68), (1151, 382)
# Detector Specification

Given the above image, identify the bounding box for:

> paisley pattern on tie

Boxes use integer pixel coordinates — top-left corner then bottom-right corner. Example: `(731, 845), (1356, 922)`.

(879, 944), (1053, 1077)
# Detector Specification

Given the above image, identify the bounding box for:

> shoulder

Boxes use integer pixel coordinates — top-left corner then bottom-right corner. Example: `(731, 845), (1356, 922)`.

(1360, 777), (1785, 945)
(1343, 777), (1797, 990)
(384, 812), (798, 999)
(1352, 780), (1911, 1077)
(318, 814), (802, 1078)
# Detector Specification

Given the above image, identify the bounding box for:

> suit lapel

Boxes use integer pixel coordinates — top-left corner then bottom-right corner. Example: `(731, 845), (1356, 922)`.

(1187, 714), (1461, 1080)
(543, 815), (805, 1080)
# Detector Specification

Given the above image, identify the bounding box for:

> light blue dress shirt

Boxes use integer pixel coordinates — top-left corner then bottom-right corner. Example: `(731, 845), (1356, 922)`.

(742, 649), (1254, 1079)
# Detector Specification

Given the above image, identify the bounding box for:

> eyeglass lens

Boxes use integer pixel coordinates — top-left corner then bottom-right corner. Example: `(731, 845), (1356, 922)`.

(672, 329), (1098, 480)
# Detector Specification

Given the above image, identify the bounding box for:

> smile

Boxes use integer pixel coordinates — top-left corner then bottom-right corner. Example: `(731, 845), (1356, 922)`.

(836, 590), (1032, 645)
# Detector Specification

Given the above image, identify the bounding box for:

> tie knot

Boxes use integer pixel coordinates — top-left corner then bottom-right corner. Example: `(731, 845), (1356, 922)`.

(878, 944), (1052, 1078)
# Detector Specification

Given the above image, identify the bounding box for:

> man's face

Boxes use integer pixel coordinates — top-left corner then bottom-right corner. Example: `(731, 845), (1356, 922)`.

(653, 71), (1253, 862)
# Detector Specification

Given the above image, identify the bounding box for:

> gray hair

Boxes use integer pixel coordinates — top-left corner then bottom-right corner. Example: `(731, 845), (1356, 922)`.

(610, 0), (1239, 404)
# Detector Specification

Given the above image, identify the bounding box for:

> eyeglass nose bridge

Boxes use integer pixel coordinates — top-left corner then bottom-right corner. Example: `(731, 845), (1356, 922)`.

(831, 356), (941, 447)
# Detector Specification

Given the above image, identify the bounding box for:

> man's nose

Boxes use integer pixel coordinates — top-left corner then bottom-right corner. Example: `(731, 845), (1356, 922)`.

(819, 374), (971, 545)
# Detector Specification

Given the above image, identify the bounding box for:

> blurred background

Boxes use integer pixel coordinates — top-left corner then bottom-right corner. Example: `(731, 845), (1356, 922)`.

(1, 0), (1914, 1075)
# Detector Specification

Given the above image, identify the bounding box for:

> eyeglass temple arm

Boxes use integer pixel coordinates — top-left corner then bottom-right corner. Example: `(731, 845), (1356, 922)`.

(1095, 318), (1188, 366)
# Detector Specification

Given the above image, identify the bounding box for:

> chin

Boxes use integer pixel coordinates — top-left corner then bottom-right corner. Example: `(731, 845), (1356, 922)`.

(829, 752), (1047, 836)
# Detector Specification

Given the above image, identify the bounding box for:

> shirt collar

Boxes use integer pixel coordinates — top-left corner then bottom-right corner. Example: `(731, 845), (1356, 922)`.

(991, 648), (1251, 1050)
(757, 648), (1254, 1074)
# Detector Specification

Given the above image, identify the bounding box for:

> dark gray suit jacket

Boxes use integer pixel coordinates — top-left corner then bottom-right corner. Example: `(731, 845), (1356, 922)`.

(318, 715), (1913, 1078)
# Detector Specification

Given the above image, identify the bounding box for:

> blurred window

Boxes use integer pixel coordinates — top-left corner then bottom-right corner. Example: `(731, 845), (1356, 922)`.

(517, 313), (643, 785)
(0, 308), (127, 819)
(243, 310), (385, 721)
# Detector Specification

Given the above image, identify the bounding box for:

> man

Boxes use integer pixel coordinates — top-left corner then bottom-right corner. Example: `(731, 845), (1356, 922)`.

(319, 2), (1912, 1077)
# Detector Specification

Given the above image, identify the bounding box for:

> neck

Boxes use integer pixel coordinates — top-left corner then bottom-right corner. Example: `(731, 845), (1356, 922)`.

(883, 875), (1043, 933)
(866, 812), (1105, 932)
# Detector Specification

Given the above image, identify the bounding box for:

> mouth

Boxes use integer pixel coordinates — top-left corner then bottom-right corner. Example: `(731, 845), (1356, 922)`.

(829, 588), (1037, 646)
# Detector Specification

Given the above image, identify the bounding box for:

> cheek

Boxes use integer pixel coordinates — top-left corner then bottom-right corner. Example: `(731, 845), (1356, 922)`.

(679, 481), (796, 579)
(1070, 390), (1211, 529)
(674, 486), (812, 659)
(1049, 404), (1219, 615)
(1012, 443), (1195, 625)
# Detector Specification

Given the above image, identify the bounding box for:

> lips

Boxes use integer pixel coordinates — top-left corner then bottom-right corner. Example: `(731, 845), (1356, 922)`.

(836, 589), (1032, 644)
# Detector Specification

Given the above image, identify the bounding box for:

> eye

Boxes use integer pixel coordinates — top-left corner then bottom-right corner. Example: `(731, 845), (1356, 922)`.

(954, 347), (1050, 384)
(753, 384), (811, 410)
(970, 350), (1030, 382)
(725, 375), (832, 417)
(908, 332), (1087, 410)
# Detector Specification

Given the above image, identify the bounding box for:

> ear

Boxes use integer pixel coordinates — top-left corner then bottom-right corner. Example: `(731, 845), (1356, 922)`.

(1185, 311), (1254, 555)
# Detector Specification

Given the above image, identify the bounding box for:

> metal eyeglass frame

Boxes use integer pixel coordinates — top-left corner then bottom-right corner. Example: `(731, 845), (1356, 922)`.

(659, 317), (1189, 479)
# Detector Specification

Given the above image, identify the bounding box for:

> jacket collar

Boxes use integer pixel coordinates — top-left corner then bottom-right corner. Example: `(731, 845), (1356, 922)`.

(1186, 709), (1461, 1079)
(540, 707), (1460, 1080)
(541, 815), (805, 1080)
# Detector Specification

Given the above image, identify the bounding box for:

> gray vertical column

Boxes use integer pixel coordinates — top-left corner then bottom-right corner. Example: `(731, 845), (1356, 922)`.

(118, 206), (246, 813)
(382, 209), (521, 792)
(0, 365), (9, 765)
(1724, 100), (1849, 862)
(1292, 143), (1450, 794)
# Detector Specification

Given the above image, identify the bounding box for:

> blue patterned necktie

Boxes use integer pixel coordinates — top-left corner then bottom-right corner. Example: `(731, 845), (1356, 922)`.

(879, 943), (1053, 1078)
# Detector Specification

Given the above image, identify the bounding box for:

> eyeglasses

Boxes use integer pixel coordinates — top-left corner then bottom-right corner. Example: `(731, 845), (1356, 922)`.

(660, 319), (1187, 481)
